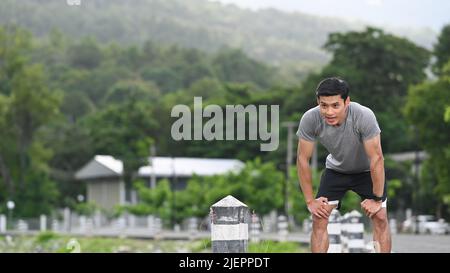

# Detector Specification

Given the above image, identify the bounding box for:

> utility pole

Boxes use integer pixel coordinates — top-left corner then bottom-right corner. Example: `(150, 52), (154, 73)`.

(413, 126), (421, 215)
(149, 144), (156, 188)
(170, 155), (177, 228)
(282, 122), (297, 218)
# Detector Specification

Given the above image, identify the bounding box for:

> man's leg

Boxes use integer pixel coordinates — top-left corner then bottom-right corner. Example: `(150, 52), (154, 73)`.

(371, 208), (391, 253)
(351, 171), (390, 252)
(311, 204), (337, 253)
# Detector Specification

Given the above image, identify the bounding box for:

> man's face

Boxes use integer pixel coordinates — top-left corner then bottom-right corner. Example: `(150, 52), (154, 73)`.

(317, 95), (350, 126)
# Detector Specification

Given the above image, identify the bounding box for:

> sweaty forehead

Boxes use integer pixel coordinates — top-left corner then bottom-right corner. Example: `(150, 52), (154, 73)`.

(318, 95), (343, 104)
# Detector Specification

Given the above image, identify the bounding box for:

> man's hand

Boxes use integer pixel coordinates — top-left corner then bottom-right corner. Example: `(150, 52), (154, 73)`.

(307, 197), (330, 219)
(361, 199), (382, 218)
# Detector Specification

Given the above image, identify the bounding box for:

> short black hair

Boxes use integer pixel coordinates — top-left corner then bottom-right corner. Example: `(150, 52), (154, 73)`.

(316, 77), (349, 100)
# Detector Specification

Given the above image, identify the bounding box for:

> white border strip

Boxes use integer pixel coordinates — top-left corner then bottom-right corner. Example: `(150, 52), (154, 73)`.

(211, 224), (248, 241)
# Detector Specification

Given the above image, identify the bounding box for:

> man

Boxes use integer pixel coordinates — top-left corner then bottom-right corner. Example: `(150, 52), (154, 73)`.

(296, 77), (391, 253)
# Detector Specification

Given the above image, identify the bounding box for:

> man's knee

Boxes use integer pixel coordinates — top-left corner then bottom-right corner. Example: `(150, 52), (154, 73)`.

(372, 209), (388, 229)
(312, 215), (328, 232)
(312, 204), (337, 231)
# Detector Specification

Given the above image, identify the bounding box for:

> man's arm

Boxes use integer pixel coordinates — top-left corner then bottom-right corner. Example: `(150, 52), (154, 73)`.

(363, 134), (385, 198)
(297, 139), (330, 218)
(361, 134), (385, 218)
(297, 138), (315, 204)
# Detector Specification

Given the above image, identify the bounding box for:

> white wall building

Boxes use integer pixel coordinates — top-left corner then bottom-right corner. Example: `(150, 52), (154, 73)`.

(75, 155), (244, 210)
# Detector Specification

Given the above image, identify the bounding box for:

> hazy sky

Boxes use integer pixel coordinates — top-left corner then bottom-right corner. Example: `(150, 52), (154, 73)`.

(210, 0), (450, 31)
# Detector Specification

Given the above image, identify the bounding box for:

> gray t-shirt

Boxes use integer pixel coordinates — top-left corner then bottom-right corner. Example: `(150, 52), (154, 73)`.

(296, 102), (381, 173)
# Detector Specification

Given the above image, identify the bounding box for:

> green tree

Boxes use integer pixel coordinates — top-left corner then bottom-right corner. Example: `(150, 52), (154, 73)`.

(102, 79), (160, 105)
(127, 179), (173, 226)
(212, 49), (275, 89)
(140, 66), (181, 93)
(67, 37), (103, 69)
(0, 27), (61, 216)
(42, 121), (93, 207)
(60, 92), (95, 123)
(404, 60), (450, 217)
(433, 24), (450, 75)
(323, 27), (430, 113)
(0, 26), (32, 96)
(82, 99), (158, 202)
(8, 64), (61, 189)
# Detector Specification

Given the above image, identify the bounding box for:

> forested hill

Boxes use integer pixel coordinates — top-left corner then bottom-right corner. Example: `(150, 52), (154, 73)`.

(0, 0), (435, 71)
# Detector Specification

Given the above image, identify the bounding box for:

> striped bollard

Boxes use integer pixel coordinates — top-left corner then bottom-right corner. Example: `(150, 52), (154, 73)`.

(347, 210), (365, 253)
(327, 209), (342, 253)
(340, 213), (350, 253)
(210, 195), (250, 253)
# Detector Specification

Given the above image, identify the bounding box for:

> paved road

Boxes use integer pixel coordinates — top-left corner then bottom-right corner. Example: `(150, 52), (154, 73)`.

(261, 232), (450, 253)
(258, 232), (450, 252)
(365, 233), (450, 253)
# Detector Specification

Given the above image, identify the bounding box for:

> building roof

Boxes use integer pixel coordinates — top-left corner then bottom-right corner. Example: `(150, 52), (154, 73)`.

(386, 151), (428, 162)
(75, 155), (245, 180)
(139, 157), (244, 177)
(75, 155), (123, 180)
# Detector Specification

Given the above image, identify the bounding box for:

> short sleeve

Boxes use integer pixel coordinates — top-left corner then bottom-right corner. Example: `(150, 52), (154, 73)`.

(359, 108), (381, 141)
(296, 111), (317, 142)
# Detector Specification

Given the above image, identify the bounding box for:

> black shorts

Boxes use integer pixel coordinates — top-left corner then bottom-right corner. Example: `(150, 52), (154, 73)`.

(316, 168), (387, 209)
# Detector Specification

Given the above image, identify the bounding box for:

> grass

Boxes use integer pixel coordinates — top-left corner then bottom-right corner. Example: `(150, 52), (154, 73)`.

(0, 233), (309, 253)
(249, 240), (308, 253)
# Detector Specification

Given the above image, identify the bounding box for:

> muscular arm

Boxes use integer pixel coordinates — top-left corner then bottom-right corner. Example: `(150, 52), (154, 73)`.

(296, 138), (315, 204)
(363, 134), (385, 197)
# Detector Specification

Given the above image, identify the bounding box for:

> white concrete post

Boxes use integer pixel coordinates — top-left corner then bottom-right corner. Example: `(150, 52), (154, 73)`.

(17, 219), (28, 233)
(129, 214), (136, 228)
(63, 207), (71, 232)
(147, 215), (155, 234)
(86, 217), (94, 234)
(302, 216), (312, 234)
(79, 215), (86, 233)
(115, 216), (126, 236)
(51, 219), (60, 232)
(188, 217), (198, 239)
(94, 210), (102, 228)
(250, 212), (261, 243)
(210, 195), (250, 253)
(390, 218), (397, 235)
(40, 215), (47, 232)
(0, 214), (6, 233)
(154, 217), (162, 233)
(277, 215), (288, 241)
